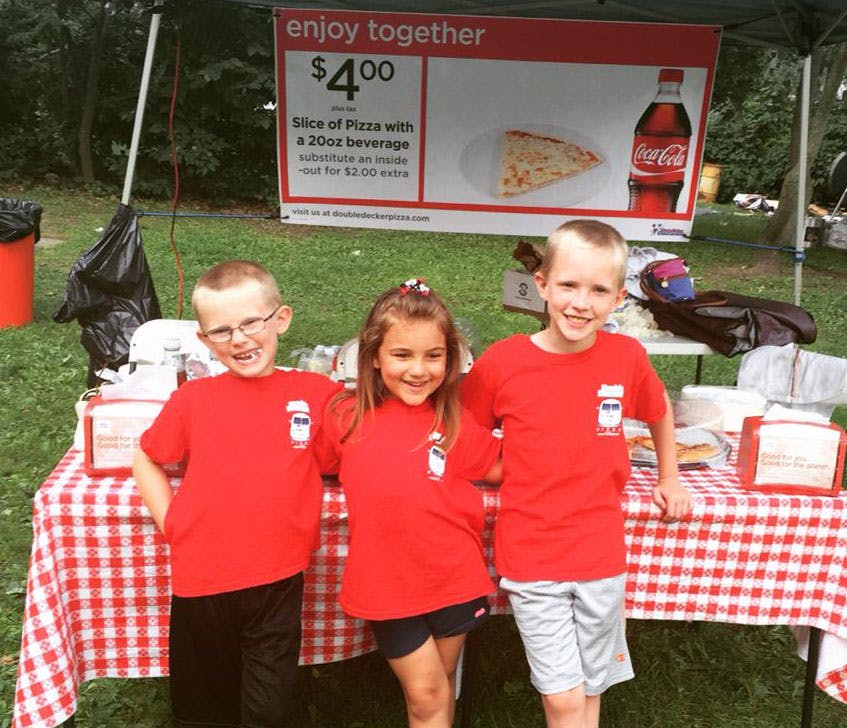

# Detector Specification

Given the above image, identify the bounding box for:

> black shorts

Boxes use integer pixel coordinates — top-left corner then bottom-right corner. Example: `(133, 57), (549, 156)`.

(369, 596), (490, 659)
(169, 573), (303, 728)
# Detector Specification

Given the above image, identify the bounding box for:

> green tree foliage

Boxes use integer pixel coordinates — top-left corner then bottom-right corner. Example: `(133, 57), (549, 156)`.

(103, 1), (278, 200)
(809, 62), (847, 203)
(0, 0), (73, 177)
(705, 44), (847, 204)
(705, 48), (797, 201)
(2, 3), (846, 207)
(0, 0), (277, 201)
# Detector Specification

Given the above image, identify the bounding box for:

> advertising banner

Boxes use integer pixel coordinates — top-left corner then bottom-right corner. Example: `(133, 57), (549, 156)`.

(274, 9), (720, 241)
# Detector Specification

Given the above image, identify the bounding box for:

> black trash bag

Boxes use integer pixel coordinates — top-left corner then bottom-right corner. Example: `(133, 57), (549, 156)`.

(53, 203), (161, 385)
(0, 198), (42, 243)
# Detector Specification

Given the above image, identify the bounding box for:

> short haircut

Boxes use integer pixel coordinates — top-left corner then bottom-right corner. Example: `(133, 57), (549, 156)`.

(540, 220), (629, 287)
(191, 260), (282, 319)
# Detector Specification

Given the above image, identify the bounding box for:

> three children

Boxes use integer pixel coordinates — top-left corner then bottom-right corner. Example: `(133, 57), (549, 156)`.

(136, 218), (690, 728)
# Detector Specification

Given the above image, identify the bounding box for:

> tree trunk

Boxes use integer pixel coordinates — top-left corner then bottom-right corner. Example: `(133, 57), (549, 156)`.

(763, 42), (847, 245)
(55, 0), (74, 170)
(78, 2), (110, 182)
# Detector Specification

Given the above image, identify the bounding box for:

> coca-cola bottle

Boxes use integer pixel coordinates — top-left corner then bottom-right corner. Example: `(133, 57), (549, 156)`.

(627, 68), (691, 213)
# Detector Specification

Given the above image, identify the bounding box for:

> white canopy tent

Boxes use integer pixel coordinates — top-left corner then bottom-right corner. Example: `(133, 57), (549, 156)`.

(124, 1), (847, 304)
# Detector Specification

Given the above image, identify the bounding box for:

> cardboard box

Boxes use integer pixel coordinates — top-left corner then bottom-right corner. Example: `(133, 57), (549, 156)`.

(737, 416), (846, 496)
(502, 269), (547, 321)
(84, 396), (182, 476)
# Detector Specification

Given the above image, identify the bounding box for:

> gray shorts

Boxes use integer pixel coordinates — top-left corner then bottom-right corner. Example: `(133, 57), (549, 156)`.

(500, 574), (634, 696)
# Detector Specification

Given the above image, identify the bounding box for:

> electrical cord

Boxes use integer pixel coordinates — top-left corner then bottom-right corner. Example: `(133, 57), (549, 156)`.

(168, 28), (185, 318)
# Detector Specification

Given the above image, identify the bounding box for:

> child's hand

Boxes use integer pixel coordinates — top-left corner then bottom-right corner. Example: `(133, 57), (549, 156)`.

(651, 475), (691, 523)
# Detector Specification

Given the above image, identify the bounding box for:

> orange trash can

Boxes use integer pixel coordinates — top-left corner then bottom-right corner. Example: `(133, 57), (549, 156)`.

(0, 199), (42, 328)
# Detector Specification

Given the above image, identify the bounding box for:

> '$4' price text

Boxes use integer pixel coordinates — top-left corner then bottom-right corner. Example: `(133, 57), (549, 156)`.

(311, 56), (395, 100)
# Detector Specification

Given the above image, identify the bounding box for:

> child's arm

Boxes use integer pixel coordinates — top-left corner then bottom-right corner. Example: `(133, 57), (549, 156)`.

(647, 393), (692, 523)
(480, 458), (502, 485)
(133, 448), (174, 535)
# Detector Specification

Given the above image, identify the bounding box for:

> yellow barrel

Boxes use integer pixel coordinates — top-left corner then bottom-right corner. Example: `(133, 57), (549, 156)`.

(698, 163), (722, 202)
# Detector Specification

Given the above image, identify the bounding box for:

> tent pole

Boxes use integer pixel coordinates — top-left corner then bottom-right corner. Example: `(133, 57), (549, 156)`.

(121, 6), (163, 206)
(793, 53), (811, 306)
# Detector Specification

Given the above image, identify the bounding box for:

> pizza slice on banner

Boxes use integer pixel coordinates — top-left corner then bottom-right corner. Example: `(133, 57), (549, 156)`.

(497, 129), (602, 197)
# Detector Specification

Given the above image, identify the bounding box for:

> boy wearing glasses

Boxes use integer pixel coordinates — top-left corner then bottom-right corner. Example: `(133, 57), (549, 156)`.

(134, 260), (340, 728)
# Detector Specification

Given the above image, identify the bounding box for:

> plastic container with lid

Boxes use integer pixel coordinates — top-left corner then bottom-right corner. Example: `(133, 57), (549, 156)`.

(624, 398), (730, 469)
(624, 398), (723, 436)
(671, 397), (724, 433)
(680, 385), (767, 431)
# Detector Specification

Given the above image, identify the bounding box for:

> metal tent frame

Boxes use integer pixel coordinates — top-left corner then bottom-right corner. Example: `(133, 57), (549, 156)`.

(124, 2), (847, 305)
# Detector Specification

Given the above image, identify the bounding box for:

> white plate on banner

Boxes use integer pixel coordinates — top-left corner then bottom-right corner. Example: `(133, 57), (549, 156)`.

(459, 124), (609, 207)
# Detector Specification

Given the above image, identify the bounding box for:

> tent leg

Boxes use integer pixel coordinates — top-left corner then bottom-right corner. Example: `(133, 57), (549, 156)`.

(121, 4), (164, 206)
(793, 54), (811, 306)
(800, 627), (821, 728)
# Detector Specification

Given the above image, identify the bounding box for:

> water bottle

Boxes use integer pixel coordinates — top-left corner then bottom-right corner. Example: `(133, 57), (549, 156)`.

(161, 337), (187, 387)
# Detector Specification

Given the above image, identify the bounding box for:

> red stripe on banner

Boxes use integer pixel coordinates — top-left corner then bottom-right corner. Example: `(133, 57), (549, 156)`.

(281, 196), (692, 220)
(418, 58), (428, 202)
(275, 9), (720, 66)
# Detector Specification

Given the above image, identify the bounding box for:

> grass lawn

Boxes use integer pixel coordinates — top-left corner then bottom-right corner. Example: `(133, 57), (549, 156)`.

(1, 185), (846, 727)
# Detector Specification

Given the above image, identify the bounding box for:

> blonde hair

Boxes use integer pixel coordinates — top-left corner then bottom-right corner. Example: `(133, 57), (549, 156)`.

(540, 220), (629, 287)
(333, 282), (463, 450)
(191, 260), (282, 319)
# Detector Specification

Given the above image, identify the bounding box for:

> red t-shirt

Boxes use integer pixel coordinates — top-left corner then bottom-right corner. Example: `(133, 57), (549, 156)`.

(318, 397), (500, 620)
(140, 369), (340, 597)
(461, 332), (667, 582)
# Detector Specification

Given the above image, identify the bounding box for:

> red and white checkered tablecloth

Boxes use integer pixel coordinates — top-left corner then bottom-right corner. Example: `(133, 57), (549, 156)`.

(14, 443), (847, 728)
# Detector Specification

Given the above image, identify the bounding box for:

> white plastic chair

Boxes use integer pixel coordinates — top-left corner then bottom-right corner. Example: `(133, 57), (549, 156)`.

(334, 337), (474, 387)
(128, 319), (206, 365)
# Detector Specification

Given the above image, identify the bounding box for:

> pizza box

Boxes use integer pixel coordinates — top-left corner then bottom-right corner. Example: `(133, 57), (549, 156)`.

(502, 269), (547, 321)
(83, 396), (183, 477)
(736, 416), (845, 496)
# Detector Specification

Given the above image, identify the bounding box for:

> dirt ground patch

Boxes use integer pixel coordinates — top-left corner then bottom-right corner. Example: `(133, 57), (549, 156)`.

(37, 236), (65, 249)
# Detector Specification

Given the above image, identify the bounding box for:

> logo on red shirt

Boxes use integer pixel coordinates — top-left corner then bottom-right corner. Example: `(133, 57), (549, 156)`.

(286, 400), (312, 448)
(427, 431), (446, 481)
(596, 385), (624, 436)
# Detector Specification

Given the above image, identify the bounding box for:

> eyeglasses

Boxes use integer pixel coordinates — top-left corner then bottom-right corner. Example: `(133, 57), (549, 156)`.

(201, 307), (280, 343)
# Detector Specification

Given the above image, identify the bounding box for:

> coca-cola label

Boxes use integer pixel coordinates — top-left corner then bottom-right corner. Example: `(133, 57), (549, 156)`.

(629, 135), (689, 181)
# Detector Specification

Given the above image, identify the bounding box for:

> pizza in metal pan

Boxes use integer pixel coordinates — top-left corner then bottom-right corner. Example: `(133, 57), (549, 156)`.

(625, 435), (721, 463)
(497, 129), (602, 197)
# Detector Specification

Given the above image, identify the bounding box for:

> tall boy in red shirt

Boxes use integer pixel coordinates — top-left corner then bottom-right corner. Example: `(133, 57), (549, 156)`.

(134, 260), (339, 728)
(462, 220), (691, 728)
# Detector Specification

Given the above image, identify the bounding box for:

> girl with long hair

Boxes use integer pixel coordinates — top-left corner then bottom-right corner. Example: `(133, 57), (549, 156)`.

(318, 278), (501, 728)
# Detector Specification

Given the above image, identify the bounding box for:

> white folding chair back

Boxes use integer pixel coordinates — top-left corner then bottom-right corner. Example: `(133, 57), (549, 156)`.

(334, 337), (474, 387)
(129, 319), (205, 364)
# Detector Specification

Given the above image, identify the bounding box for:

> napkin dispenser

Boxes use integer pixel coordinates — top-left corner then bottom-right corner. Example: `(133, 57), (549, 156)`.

(737, 416), (845, 496)
(84, 396), (183, 476)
